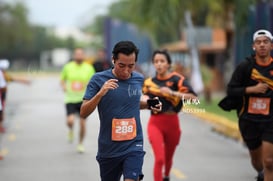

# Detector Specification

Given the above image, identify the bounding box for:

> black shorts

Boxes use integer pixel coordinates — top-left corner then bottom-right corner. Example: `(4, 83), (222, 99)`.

(65, 102), (82, 116)
(239, 119), (273, 150)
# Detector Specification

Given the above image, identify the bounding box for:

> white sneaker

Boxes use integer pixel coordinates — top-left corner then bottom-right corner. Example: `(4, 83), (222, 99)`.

(77, 144), (85, 153)
(67, 130), (74, 143)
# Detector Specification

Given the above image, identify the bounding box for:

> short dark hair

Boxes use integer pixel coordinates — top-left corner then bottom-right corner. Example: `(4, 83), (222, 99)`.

(112, 41), (139, 62)
(152, 49), (172, 64)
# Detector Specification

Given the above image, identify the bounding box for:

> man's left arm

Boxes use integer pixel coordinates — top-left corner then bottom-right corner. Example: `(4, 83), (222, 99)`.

(140, 94), (149, 109)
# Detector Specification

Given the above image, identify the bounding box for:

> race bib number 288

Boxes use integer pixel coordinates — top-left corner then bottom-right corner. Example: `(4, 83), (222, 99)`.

(112, 118), (137, 141)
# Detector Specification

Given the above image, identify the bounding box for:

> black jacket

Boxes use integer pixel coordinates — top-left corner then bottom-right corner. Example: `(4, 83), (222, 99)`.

(218, 56), (255, 112)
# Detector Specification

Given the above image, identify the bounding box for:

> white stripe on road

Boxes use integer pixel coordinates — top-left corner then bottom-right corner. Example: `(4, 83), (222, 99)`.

(8, 134), (16, 141)
(0, 148), (9, 156)
(171, 168), (187, 179)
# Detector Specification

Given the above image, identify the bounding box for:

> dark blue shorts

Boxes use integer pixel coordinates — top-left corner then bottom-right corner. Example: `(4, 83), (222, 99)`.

(96, 151), (145, 181)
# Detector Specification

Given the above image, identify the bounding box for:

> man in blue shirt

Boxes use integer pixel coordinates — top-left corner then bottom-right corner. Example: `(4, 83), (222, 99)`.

(80, 41), (161, 181)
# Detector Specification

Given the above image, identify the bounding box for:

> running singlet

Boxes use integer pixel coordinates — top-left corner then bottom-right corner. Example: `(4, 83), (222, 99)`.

(143, 72), (195, 113)
(83, 69), (144, 158)
(61, 61), (95, 103)
(240, 58), (273, 122)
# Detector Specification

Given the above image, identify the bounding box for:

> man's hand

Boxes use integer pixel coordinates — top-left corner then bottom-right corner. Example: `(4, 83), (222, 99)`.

(98, 79), (119, 96)
(247, 82), (268, 94)
(60, 80), (66, 92)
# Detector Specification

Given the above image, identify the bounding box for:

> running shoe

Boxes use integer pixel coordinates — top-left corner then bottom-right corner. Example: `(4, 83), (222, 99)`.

(256, 171), (264, 181)
(77, 144), (85, 153)
(163, 176), (170, 181)
(67, 130), (74, 143)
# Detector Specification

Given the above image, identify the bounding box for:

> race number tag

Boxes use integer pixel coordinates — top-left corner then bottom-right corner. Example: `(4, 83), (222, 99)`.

(71, 81), (84, 91)
(248, 97), (270, 115)
(112, 118), (137, 141)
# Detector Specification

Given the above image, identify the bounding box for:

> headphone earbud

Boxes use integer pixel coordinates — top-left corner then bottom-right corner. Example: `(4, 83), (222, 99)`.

(253, 47), (256, 51)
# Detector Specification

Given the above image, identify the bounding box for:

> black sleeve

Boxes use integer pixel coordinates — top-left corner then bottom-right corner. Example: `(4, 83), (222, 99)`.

(227, 60), (249, 96)
(182, 78), (197, 96)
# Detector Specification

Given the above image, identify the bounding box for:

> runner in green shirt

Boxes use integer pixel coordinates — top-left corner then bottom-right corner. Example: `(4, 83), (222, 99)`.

(60, 48), (95, 153)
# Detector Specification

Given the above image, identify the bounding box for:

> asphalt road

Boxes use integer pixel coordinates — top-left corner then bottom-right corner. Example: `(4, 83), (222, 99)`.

(0, 76), (256, 181)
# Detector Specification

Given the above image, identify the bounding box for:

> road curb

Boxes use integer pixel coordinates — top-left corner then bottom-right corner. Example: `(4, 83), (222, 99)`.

(189, 111), (243, 142)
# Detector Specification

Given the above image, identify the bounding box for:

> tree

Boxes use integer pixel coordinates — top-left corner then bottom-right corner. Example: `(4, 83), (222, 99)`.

(106, 0), (256, 45)
(0, 1), (85, 63)
(0, 1), (32, 58)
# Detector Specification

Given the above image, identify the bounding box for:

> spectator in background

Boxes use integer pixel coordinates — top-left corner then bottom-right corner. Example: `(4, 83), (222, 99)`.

(0, 61), (7, 160)
(0, 59), (32, 86)
(60, 48), (95, 153)
(0, 65), (7, 134)
(0, 65), (7, 160)
(0, 59), (31, 133)
(93, 48), (112, 72)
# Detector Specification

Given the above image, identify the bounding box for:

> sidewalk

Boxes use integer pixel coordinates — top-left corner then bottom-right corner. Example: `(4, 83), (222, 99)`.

(188, 92), (242, 142)
(190, 111), (242, 142)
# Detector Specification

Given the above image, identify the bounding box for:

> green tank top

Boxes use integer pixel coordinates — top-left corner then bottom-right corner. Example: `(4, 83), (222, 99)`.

(60, 61), (95, 103)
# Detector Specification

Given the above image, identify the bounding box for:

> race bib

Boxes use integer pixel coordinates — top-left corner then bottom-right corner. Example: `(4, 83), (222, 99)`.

(71, 81), (84, 91)
(112, 118), (137, 141)
(248, 97), (270, 115)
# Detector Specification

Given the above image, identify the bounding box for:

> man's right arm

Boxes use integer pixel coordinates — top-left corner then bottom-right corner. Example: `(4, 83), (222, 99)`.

(227, 60), (269, 95)
(60, 65), (67, 92)
(245, 82), (268, 94)
(60, 80), (66, 92)
(80, 78), (119, 118)
(80, 93), (103, 118)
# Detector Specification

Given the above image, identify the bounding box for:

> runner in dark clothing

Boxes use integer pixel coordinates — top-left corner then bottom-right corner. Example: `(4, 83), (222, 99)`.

(220, 29), (273, 181)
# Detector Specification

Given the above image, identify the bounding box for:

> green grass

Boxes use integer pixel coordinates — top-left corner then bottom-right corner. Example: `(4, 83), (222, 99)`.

(187, 97), (238, 123)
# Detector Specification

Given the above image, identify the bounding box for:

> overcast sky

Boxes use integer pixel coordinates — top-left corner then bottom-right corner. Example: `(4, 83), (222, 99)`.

(7, 0), (117, 27)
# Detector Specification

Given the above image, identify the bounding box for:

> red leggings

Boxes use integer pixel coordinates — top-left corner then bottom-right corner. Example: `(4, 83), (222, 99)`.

(147, 114), (181, 181)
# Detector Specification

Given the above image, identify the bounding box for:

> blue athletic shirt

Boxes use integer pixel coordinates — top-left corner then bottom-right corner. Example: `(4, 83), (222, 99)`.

(83, 69), (144, 158)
